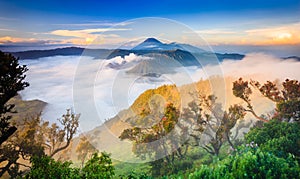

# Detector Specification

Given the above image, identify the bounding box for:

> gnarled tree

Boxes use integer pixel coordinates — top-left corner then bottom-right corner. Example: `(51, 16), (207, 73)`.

(182, 94), (247, 156)
(233, 78), (300, 122)
(43, 109), (80, 157)
(120, 103), (188, 176)
(0, 110), (80, 178)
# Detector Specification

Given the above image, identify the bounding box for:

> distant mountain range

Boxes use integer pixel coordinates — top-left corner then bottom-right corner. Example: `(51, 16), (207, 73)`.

(9, 38), (299, 67)
(10, 47), (113, 60)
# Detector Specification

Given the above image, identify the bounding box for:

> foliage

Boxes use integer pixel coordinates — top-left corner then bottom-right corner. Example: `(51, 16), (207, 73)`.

(25, 155), (80, 179)
(130, 85), (181, 119)
(151, 157), (194, 177)
(233, 78), (300, 122)
(183, 94), (247, 156)
(0, 116), (44, 177)
(0, 110), (79, 178)
(0, 52), (78, 177)
(232, 78), (268, 122)
(176, 146), (300, 179)
(119, 171), (151, 179)
(120, 103), (189, 176)
(114, 162), (151, 179)
(253, 79), (300, 122)
(81, 152), (115, 179)
(2, 63), (299, 179)
(245, 119), (300, 160)
(0, 51), (29, 145)
(47, 109), (80, 157)
(26, 152), (114, 179)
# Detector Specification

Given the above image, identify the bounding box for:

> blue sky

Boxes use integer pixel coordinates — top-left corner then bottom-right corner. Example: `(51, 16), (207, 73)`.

(0, 0), (299, 54)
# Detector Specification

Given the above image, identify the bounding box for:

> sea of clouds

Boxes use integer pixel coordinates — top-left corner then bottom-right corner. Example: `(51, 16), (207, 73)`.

(19, 53), (300, 132)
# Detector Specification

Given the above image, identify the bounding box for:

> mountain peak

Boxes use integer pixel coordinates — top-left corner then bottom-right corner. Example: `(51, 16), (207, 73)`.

(132, 37), (164, 50)
(143, 37), (162, 44)
(132, 37), (206, 53)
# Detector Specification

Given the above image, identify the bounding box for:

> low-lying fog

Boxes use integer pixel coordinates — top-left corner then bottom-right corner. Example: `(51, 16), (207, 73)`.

(19, 53), (300, 132)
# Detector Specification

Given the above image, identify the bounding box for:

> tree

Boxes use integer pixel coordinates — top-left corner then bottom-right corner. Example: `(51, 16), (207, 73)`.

(0, 115), (44, 177)
(76, 135), (98, 167)
(245, 119), (300, 161)
(187, 146), (300, 179)
(232, 78), (300, 122)
(0, 51), (29, 145)
(0, 110), (79, 178)
(25, 155), (80, 179)
(26, 152), (114, 179)
(42, 109), (80, 157)
(120, 103), (188, 176)
(81, 152), (115, 179)
(182, 94), (247, 156)
(232, 78), (268, 122)
(251, 79), (300, 122)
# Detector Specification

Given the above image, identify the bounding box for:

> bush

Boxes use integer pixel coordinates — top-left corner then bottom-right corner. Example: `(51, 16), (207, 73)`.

(25, 156), (80, 179)
(81, 152), (114, 179)
(26, 152), (115, 179)
(180, 146), (300, 179)
(245, 119), (300, 159)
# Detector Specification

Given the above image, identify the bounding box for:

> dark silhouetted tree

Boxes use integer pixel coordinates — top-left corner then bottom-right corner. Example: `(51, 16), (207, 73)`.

(0, 51), (29, 145)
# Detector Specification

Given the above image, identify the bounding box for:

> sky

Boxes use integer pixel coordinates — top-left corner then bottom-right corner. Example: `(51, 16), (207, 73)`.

(0, 0), (300, 55)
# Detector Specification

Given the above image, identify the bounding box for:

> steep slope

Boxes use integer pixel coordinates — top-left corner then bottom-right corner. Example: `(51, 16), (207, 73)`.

(126, 54), (178, 75)
(8, 95), (47, 124)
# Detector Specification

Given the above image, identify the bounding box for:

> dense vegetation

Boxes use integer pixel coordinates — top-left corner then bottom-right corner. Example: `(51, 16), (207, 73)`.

(118, 78), (300, 178)
(0, 51), (299, 178)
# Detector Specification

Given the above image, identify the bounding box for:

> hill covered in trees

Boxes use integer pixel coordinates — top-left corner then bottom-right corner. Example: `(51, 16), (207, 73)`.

(1, 50), (299, 178)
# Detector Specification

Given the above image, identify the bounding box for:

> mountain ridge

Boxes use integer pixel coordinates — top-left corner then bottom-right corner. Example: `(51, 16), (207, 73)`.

(5, 38), (299, 64)
(132, 38), (206, 53)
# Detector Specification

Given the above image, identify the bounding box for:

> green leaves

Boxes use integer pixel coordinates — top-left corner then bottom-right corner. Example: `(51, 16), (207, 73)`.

(233, 78), (300, 122)
(187, 146), (300, 179)
(26, 152), (115, 179)
(81, 152), (115, 179)
(245, 119), (300, 160)
(26, 155), (80, 179)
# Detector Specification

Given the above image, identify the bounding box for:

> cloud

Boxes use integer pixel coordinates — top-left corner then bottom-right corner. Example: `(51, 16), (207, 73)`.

(0, 28), (16, 32)
(50, 28), (131, 45)
(51, 21), (132, 27)
(19, 54), (151, 130)
(191, 53), (300, 81)
(19, 56), (82, 123)
(193, 22), (300, 46)
(19, 53), (300, 132)
(108, 53), (151, 66)
(244, 22), (300, 45)
(0, 36), (58, 45)
(50, 28), (130, 38)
